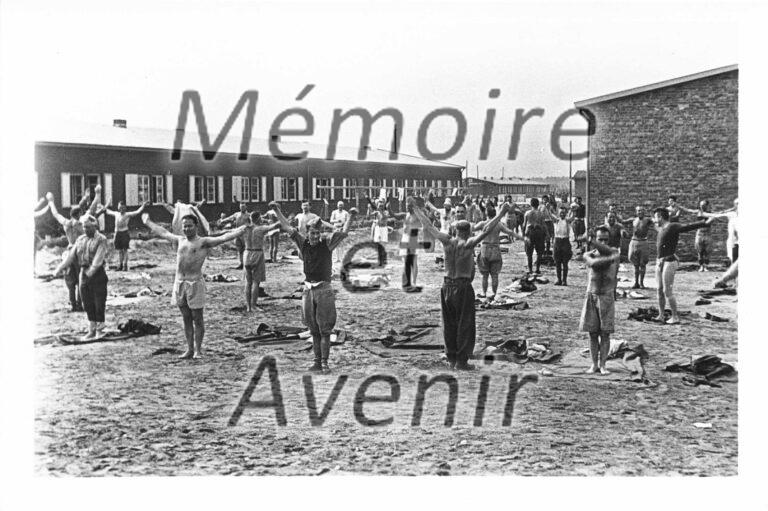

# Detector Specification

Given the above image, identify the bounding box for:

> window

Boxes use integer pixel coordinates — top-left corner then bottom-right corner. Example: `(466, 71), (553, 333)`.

(314, 178), (332, 200)
(153, 176), (165, 203)
(282, 177), (298, 201)
(69, 174), (85, 205)
(193, 176), (204, 202)
(86, 174), (101, 200)
(137, 175), (151, 203)
(240, 177), (250, 202)
(249, 177), (260, 202)
(206, 176), (216, 203)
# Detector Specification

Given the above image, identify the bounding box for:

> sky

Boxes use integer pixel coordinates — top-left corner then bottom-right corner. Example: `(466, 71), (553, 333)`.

(1, 0), (740, 179)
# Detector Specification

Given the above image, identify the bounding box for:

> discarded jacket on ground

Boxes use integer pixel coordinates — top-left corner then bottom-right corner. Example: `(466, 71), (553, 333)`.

(117, 319), (162, 336)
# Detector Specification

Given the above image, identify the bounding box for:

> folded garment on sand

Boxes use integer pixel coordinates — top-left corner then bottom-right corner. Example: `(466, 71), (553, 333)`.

(118, 319), (162, 336)
(477, 300), (529, 310)
(695, 299), (712, 306)
(476, 338), (561, 364)
(233, 324), (307, 344)
(627, 307), (691, 322)
(698, 288), (737, 299)
(704, 312), (729, 322)
(369, 324), (444, 350)
(205, 273), (239, 282)
(665, 355), (737, 383)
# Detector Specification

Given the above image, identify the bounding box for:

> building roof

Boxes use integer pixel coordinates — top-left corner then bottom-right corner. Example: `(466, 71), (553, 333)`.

(571, 170), (586, 180)
(467, 177), (550, 186)
(35, 121), (463, 169)
(574, 64), (738, 108)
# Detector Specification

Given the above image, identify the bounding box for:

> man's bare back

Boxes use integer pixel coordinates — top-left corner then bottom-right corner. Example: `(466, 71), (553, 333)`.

(443, 238), (476, 279)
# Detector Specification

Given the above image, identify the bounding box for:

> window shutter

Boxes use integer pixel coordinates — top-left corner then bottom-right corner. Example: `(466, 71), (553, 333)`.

(312, 178), (317, 200)
(61, 172), (71, 207)
(273, 177), (283, 201)
(166, 175), (173, 203)
(330, 178), (336, 200)
(261, 176), (267, 202)
(232, 176), (242, 203)
(189, 176), (196, 202)
(297, 177), (304, 201)
(217, 176), (224, 204)
(103, 173), (113, 206)
(125, 174), (139, 206)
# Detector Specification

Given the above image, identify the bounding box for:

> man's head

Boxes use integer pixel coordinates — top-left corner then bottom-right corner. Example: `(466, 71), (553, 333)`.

(454, 220), (471, 240)
(668, 195), (677, 206)
(80, 214), (98, 236)
(240, 202), (247, 213)
(505, 195), (512, 203)
(454, 203), (467, 220)
(530, 198), (539, 209)
(486, 204), (497, 219)
(594, 225), (610, 244)
(181, 214), (199, 239)
(653, 207), (669, 226)
(118, 201), (126, 214)
(699, 200), (710, 212)
(635, 205), (645, 218)
(337, 201), (344, 210)
(307, 218), (323, 245)
(607, 203), (617, 212)
(70, 206), (81, 219)
(576, 196), (582, 204)
(559, 206), (568, 219)
(606, 212), (617, 225)
(542, 195), (549, 204)
(250, 211), (260, 224)
(301, 202), (310, 213)
(733, 198), (739, 209)
(444, 198), (452, 211)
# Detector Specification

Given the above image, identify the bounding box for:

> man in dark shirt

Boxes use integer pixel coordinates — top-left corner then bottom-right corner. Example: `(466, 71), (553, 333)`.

(652, 207), (713, 324)
(572, 196), (586, 252)
(271, 202), (353, 373)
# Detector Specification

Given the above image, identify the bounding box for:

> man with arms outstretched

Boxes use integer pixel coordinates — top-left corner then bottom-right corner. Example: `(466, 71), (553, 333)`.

(414, 201), (510, 370)
(472, 202), (524, 300)
(102, 200), (149, 271)
(142, 213), (248, 359)
(241, 211), (281, 312)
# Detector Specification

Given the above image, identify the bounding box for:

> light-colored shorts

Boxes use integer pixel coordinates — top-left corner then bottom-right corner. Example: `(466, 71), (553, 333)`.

(476, 244), (502, 276)
(579, 292), (615, 334)
(628, 239), (649, 267)
(373, 225), (389, 243)
(244, 249), (266, 281)
(173, 278), (206, 310)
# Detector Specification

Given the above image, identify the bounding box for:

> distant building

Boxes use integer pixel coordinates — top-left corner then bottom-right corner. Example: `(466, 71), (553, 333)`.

(574, 65), (738, 261)
(464, 177), (552, 203)
(35, 121), (463, 233)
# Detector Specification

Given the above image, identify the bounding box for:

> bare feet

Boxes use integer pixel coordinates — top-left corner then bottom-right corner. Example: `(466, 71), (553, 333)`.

(600, 367), (611, 375)
(586, 365), (598, 374)
(179, 350), (194, 359)
(193, 351), (203, 359)
(652, 315), (665, 323)
(666, 317), (680, 325)
(81, 331), (96, 341)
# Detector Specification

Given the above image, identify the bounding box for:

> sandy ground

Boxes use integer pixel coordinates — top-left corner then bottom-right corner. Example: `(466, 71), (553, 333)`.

(33, 229), (737, 476)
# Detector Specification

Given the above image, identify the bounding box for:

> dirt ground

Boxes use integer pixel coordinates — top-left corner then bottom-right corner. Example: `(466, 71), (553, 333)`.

(33, 228), (737, 476)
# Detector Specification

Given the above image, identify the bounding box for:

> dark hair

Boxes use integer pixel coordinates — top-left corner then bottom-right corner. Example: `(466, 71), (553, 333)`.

(181, 214), (199, 225)
(485, 205), (496, 218)
(530, 198), (539, 208)
(653, 207), (669, 220)
(576, 196), (582, 201)
(542, 194), (549, 200)
(595, 225), (610, 236)
(250, 211), (260, 222)
(668, 195), (677, 201)
(559, 205), (568, 212)
(455, 202), (467, 210)
(70, 206), (81, 218)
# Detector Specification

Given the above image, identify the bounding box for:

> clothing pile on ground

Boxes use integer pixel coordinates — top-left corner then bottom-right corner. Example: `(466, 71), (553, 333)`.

(369, 324), (444, 350)
(474, 337), (562, 364)
(205, 273), (239, 282)
(664, 354), (737, 387)
(698, 288), (737, 299)
(122, 287), (168, 298)
(233, 324), (306, 344)
(627, 307), (692, 323)
(117, 319), (162, 336)
(579, 339), (649, 380)
(476, 299), (529, 310)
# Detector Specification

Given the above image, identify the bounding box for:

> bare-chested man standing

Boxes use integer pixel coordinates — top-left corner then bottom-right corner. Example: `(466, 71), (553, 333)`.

(220, 202), (251, 269)
(142, 213), (248, 359)
(241, 211), (280, 312)
(625, 206), (654, 289)
(522, 197), (547, 274)
(472, 202), (524, 300)
(413, 202), (510, 370)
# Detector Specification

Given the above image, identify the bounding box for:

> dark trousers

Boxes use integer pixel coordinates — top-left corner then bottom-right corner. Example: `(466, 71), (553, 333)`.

(65, 263), (82, 310)
(525, 227), (545, 272)
(402, 253), (417, 287)
(440, 278), (476, 364)
(553, 237), (572, 283)
(80, 267), (108, 322)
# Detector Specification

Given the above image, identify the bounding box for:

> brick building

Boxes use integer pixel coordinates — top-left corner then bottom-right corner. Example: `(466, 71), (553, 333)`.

(574, 65), (738, 261)
(35, 121), (463, 233)
(571, 170), (586, 201)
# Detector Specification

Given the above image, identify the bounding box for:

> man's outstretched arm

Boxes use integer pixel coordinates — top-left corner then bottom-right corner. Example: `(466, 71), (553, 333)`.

(203, 224), (248, 248)
(413, 207), (450, 245)
(468, 203), (509, 248)
(141, 213), (180, 243)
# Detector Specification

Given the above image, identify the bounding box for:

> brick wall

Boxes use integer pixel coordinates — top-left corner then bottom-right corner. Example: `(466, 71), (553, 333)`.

(584, 70), (738, 262)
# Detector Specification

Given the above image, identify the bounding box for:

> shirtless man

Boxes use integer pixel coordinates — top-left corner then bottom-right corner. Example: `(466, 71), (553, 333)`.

(220, 202), (251, 269)
(294, 202), (324, 237)
(472, 203), (524, 300)
(572, 196), (587, 252)
(271, 202), (354, 373)
(604, 212), (628, 250)
(679, 200), (713, 271)
(47, 188), (102, 311)
(539, 195), (556, 253)
(652, 208), (713, 324)
(522, 198), (547, 274)
(103, 200), (148, 271)
(330, 201), (350, 263)
(395, 197), (425, 292)
(625, 206), (654, 289)
(694, 198), (739, 265)
(241, 211), (281, 312)
(161, 199), (210, 236)
(580, 226), (621, 375)
(413, 202), (510, 370)
(371, 200), (390, 243)
(425, 196), (455, 236)
(53, 214), (109, 340)
(142, 213), (248, 358)
(551, 205), (574, 286)
(667, 195), (682, 223)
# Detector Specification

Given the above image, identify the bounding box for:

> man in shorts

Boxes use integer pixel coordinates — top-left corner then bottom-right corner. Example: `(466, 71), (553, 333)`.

(330, 201), (350, 262)
(522, 197), (547, 274)
(472, 202), (524, 300)
(102, 200), (149, 271)
(679, 200), (713, 272)
(580, 226), (621, 375)
(572, 196), (587, 252)
(142, 212), (248, 358)
(220, 202), (251, 269)
(242, 211), (280, 312)
(625, 206), (654, 289)
(272, 202), (354, 373)
(552, 205), (574, 286)
(539, 195), (556, 254)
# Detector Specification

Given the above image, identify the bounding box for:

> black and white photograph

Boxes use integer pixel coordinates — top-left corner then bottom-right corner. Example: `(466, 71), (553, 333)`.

(0, 0), (765, 509)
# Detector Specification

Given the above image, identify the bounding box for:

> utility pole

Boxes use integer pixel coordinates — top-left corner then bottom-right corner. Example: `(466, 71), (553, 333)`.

(569, 141), (573, 203)
(501, 166), (505, 180)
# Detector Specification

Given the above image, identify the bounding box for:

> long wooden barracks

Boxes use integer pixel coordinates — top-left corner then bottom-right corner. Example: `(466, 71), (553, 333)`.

(35, 120), (464, 232)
